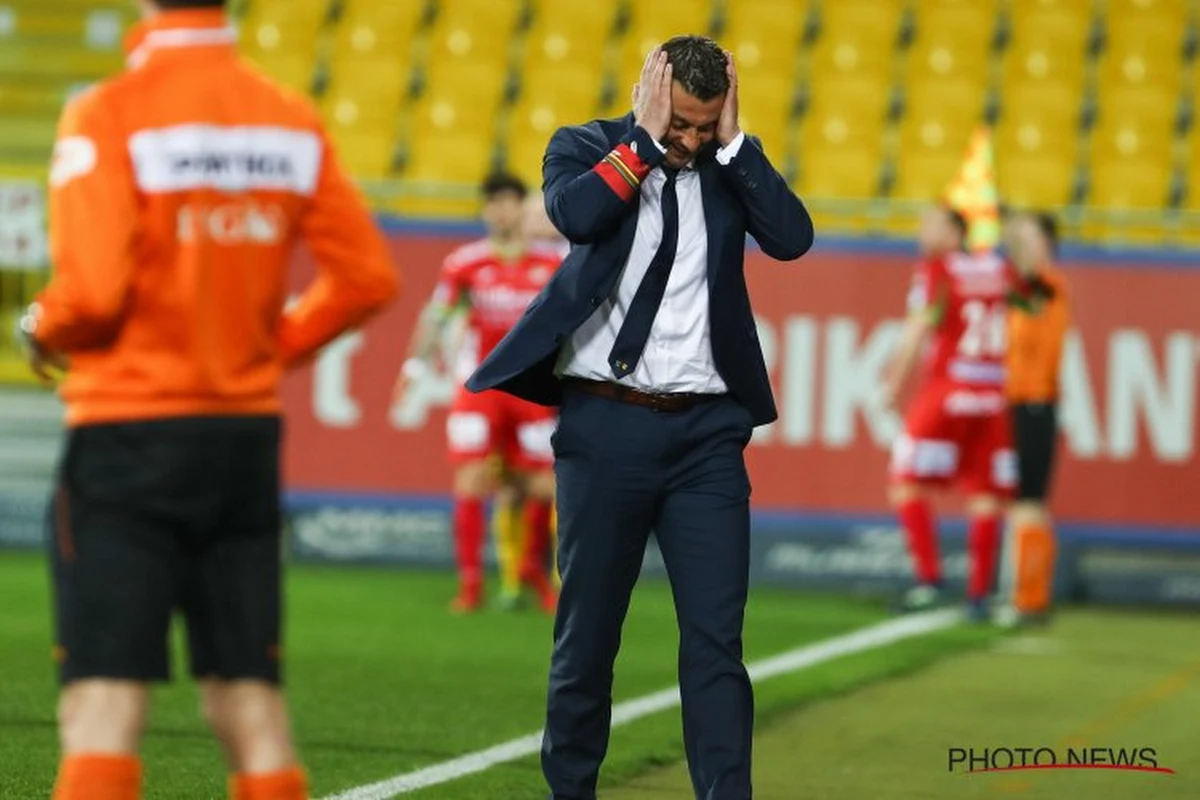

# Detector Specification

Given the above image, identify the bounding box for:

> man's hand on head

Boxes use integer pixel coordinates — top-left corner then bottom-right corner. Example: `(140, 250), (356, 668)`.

(633, 47), (674, 142)
(717, 51), (742, 147)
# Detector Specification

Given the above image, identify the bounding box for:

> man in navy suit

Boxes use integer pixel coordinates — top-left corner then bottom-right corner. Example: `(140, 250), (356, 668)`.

(468, 35), (814, 800)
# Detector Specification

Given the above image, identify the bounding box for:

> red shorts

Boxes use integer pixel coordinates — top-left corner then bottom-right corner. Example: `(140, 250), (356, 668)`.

(446, 387), (556, 471)
(889, 381), (1016, 496)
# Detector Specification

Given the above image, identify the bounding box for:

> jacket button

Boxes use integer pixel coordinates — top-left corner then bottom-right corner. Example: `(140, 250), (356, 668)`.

(553, 333), (564, 344)
(590, 296), (602, 307)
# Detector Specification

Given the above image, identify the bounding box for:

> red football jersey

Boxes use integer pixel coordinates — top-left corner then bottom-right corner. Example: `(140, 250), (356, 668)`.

(906, 250), (1016, 387)
(433, 238), (561, 378)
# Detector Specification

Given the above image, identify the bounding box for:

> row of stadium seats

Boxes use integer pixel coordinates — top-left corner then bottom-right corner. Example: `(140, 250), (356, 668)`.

(229, 0), (1199, 233)
(0, 0), (1195, 241)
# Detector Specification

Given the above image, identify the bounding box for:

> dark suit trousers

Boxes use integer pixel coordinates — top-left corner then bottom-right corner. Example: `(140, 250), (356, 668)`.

(543, 384), (756, 800)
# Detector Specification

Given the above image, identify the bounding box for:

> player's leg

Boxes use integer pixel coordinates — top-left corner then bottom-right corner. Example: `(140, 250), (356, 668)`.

(888, 385), (958, 609)
(491, 458), (526, 609)
(512, 400), (558, 613)
(48, 424), (188, 800)
(182, 416), (307, 800)
(446, 389), (502, 612)
(1007, 403), (1059, 618)
(960, 407), (1017, 620)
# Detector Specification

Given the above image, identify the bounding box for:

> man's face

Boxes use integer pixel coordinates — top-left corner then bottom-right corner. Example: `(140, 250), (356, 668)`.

(482, 190), (525, 239)
(1014, 215), (1048, 265)
(662, 82), (723, 168)
(522, 193), (560, 241)
(917, 207), (959, 256)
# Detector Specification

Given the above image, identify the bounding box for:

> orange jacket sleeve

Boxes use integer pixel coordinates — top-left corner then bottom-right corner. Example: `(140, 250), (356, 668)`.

(278, 128), (401, 367)
(35, 88), (139, 352)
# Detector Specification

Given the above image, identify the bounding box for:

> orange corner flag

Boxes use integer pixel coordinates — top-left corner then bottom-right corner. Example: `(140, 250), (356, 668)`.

(944, 126), (999, 253)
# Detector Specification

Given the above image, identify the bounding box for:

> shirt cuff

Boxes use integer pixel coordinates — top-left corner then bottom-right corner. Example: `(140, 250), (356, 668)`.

(715, 131), (746, 165)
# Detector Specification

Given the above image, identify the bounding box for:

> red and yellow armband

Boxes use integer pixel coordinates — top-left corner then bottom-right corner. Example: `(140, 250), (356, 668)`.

(594, 143), (652, 201)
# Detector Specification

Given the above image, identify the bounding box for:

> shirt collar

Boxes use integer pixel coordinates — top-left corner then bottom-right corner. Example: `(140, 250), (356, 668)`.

(124, 9), (237, 70)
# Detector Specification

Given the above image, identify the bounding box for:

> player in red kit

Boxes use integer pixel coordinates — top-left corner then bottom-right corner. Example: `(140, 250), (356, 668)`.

(395, 173), (559, 613)
(882, 205), (1019, 620)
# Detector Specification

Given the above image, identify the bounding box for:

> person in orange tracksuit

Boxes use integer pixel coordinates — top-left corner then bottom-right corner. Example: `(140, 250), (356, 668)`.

(1000, 211), (1070, 622)
(15, 2), (399, 799)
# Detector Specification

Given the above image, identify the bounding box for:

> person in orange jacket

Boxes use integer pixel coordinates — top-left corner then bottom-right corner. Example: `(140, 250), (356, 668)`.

(16, 2), (399, 799)
(999, 211), (1070, 623)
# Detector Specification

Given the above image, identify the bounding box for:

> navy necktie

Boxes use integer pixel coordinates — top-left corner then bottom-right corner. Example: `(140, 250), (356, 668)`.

(609, 167), (679, 379)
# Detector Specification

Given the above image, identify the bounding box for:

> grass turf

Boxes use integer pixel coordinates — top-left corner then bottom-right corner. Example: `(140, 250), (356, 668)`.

(0, 551), (998, 799)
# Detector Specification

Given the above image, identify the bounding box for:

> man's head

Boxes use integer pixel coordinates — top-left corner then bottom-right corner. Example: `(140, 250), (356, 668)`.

(1012, 211), (1058, 265)
(141, 0), (226, 13)
(917, 204), (968, 257)
(522, 191), (562, 243)
(659, 35), (729, 168)
(480, 172), (527, 241)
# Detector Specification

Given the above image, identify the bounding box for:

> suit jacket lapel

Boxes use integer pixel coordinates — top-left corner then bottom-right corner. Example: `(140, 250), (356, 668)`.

(698, 158), (723, 285)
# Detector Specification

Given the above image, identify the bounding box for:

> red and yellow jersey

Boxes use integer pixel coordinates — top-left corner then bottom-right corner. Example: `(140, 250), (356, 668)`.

(906, 250), (1017, 388)
(433, 239), (561, 379)
(33, 9), (399, 427)
(1007, 264), (1070, 402)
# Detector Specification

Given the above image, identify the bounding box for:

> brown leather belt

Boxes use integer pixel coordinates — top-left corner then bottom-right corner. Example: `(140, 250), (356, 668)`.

(563, 378), (724, 413)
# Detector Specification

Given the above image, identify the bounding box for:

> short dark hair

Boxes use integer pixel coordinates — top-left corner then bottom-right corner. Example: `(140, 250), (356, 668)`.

(153, 0), (226, 8)
(481, 172), (527, 200)
(662, 35), (730, 101)
(1032, 211), (1059, 257)
(944, 206), (969, 245)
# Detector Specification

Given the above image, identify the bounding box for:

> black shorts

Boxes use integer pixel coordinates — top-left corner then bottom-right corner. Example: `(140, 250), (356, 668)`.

(1011, 403), (1059, 501)
(49, 415), (284, 685)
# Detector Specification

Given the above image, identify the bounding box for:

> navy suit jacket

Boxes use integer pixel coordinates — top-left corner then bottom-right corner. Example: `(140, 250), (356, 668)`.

(465, 114), (814, 426)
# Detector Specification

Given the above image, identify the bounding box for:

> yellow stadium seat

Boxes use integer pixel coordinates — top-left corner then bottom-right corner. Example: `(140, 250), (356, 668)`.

(527, 0), (617, 42)
(797, 143), (883, 199)
(434, 0), (523, 38)
(739, 73), (796, 165)
(719, 0), (809, 75)
(327, 128), (396, 179)
(903, 79), (987, 140)
(331, 0), (423, 59)
(797, 74), (887, 199)
(321, 57), (406, 129)
(1006, 6), (1094, 79)
(1106, 0), (1186, 16)
(413, 61), (506, 139)
(1087, 159), (1170, 209)
(892, 150), (964, 201)
(516, 64), (605, 129)
(395, 132), (494, 217)
(805, 75), (890, 128)
(995, 84), (1081, 160)
(505, 129), (554, 189)
(626, 0), (717, 40)
(244, 52), (315, 94)
(523, 4), (613, 74)
(1098, 18), (1185, 95)
(996, 154), (1077, 208)
(1091, 89), (1176, 161)
(818, 0), (905, 52)
(426, 0), (520, 64)
(238, 0), (328, 61)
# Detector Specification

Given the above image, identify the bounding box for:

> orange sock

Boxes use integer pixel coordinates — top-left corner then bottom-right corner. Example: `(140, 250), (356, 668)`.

(52, 754), (142, 800)
(229, 766), (309, 800)
(1012, 523), (1056, 614)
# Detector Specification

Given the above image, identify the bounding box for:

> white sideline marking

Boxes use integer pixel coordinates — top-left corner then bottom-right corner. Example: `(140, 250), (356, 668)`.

(320, 608), (962, 800)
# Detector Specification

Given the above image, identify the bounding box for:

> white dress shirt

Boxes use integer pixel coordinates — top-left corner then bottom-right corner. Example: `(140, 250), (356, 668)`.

(557, 131), (745, 394)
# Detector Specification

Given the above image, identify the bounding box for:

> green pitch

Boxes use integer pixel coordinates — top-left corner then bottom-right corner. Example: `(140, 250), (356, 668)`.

(0, 551), (997, 799)
(609, 609), (1200, 799)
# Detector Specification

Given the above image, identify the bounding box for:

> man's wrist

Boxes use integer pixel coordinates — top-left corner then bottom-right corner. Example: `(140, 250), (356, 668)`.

(715, 130), (745, 164)
(16, 303), (43, 354)
(628, 126), (667, 167)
